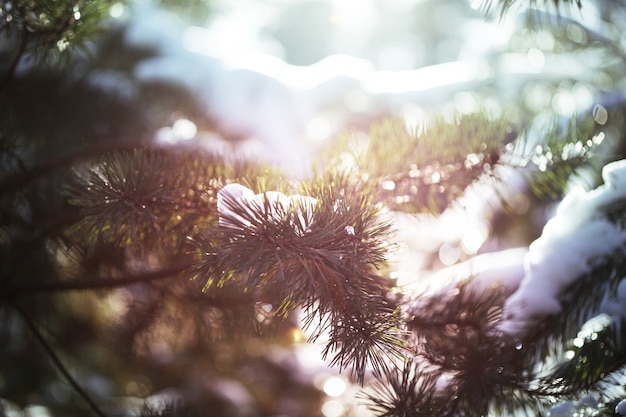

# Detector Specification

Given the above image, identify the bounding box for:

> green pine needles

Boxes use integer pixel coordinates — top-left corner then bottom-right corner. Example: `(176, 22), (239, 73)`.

(327, 113), (511, 214)
(477, 0), (583, 18)
(187, 177), (404, 383)
(1, 0), (115, 86)
(64, 147), (278, 251)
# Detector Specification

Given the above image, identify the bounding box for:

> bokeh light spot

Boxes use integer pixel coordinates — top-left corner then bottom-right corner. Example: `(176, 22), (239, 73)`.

(323, 376), (347, 397)
(461, 222), (488, 254)
(172, 118), (197, 140)
(322, 399), (346, 417)
(439, 242), (460, 266)
(110, 2), (125, 18)
(527, 48), (545, 69)
(593, 104), (608, 125)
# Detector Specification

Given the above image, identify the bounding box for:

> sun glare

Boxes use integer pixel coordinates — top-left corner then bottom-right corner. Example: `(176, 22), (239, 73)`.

(330, 0), (377, 33)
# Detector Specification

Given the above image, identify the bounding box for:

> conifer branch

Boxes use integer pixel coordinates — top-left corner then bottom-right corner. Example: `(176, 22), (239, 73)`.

(503, 114), (603, 200)
(519, 250), (626, 360)
(322, 303), (408, 385)
(363, 358), (443, 417)
(64, 147), (281, 250)
(325, 114), (512, 214)
(138, 401), (205, 417)
(0, 140), (147, 195)
(10, 263), (191, 294)
(538, 317), (626, 396)
(478, 0), (582, 19)
(10, 300), (108, 417)
(188, 178), (405, 382)
(0, 12), (29, 91)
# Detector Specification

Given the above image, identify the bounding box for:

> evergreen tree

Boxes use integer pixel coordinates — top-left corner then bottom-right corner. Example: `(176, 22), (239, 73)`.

(2, 0), (626, 416)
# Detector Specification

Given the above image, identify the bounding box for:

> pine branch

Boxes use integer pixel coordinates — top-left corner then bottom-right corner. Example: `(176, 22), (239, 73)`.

(66, 149), (182, 247)
(518, 249), (626, 363)
(404, 279), (541, 416)
(0, 10), (29, 90)
(65, 147), (281, 250)
(138, 401), (212, 417)
(10, 300), (108, 417)
(191, 177), (394, 311)
(503, 114), (604, 200)
(362, 358), (444, 417)
(477, 0), (582, 19)
(0, 140), (146, 195)
(0, 0), (115, 75)
(324, 113), (512, 214)
(322, 302), (407, 385)
(9, 262), (191, 294)
(538, 316), (626, 397)
(188, 177), (405, 382)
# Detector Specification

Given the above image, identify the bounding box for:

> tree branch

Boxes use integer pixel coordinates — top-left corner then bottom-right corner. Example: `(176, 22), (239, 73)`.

(10, 263), (191, 294)
(10, 300), (109, 417)
(0, 140), (150, 196)
(0, 13), (29, 91)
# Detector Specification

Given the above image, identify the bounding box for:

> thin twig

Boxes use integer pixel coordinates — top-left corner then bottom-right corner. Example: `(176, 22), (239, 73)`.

(10, 263), (191, 294)
(0, 14), (29, 91)
(0, 140), (149, 195)
(10, 300), (108, 417)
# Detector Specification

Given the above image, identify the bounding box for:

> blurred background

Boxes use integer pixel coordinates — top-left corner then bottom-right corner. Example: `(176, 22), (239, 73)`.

(86, 0), (622, 176)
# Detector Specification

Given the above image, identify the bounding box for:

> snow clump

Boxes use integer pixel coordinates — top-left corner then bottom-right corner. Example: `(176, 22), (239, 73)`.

(500, 159), (626, 335)
(217, 183), (317, 234)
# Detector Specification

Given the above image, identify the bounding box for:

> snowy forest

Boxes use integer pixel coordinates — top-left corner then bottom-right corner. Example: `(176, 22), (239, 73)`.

(2, 0), (626, 416)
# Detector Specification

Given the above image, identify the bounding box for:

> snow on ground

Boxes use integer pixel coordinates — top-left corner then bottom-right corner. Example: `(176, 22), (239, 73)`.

(499, 159), (626, 335)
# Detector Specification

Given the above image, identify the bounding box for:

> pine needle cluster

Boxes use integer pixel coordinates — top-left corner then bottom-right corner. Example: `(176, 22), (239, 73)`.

(1, 0), (115, 83)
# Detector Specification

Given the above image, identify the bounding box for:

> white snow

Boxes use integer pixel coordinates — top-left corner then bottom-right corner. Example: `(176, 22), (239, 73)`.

(548, 401), (576, 417)
(217, 184), (317, 233)
(500, 159), (626, 335)
(406, 247), (527, 297)
(600, 278), (626, 317)
(549, 395), (600, 417)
